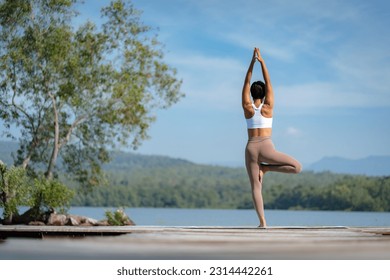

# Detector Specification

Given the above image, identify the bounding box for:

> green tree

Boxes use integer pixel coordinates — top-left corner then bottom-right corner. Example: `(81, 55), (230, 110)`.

(0, 160), (30, 223)
(0, 0), (183, 186)
(30, 175), (75, 215)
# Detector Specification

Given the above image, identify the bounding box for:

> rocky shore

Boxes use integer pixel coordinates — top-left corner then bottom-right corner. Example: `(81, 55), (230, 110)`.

(1, 209), (135, 227)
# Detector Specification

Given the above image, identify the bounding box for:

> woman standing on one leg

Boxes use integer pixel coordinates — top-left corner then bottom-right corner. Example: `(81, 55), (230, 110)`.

(242, 48), (302, 227)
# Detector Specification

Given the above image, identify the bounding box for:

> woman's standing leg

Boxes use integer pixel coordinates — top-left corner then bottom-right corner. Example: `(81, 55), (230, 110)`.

(245, 141), (267, 227)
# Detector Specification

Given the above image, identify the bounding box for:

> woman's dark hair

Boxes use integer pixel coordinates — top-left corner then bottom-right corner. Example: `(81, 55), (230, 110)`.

(250, 81), (266, 100)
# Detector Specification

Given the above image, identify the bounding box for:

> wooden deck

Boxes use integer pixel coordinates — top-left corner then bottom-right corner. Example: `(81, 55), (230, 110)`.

(1, 225), (389, 259)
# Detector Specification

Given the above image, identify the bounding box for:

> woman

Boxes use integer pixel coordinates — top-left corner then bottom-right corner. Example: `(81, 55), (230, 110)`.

(242, 48), (302, 227)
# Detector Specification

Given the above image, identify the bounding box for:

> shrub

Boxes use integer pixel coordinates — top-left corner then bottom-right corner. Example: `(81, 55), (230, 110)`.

(31, 176), (75, 214)
(105, 208), (133, 226)
(0, 161), (30, 222)
(1, 160), (75, 223)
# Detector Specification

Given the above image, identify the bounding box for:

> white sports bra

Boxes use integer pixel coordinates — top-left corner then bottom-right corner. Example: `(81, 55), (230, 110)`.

(246, 103), (273, 129)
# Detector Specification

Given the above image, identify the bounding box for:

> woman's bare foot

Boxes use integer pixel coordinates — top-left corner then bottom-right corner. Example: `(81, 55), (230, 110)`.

(259, 216), (267, 228)
(261, 164), (269, 174)
(258, 164), (268, 182)
(258, 170), (263, 183)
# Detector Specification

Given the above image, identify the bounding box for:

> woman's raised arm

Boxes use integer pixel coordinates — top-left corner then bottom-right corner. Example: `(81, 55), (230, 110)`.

(256, 48), (274, 109)
(242, 48), (257, 111)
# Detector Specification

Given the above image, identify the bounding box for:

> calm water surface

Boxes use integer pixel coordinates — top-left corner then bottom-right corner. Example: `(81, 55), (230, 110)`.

(67, 207), (390, 227)
(1, 207), (389, 227)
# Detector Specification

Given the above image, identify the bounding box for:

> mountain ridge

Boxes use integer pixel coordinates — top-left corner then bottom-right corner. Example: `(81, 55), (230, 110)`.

(1, 141), (389, 176)
(308, 155), (390, 176)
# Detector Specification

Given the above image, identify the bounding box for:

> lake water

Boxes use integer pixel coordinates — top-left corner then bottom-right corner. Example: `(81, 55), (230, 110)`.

(67, 207), (390, 227)
(1, 207), (389, 227)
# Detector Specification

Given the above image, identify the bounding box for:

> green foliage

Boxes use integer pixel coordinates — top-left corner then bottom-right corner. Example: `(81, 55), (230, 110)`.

(0, 161), (30, 221)
(0, 161), (74, 223)
(70, 153), (390, 212)
(105, 208), (132, 226)
(0, 160), (75, 223)
(0, 0), (183, 189)
(30, 176), (75, 214)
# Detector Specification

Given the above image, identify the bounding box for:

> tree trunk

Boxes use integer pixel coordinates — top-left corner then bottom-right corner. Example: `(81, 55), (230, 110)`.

(21, 135), (40, 169)
(22, 156), (31, 169)
(2, 215), (13, 225)
(46, 94), (60, 180)
(1, 190), (13, 224)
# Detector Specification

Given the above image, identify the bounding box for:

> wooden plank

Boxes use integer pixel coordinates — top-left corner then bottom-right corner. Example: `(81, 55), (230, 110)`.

(1, 225), (389, 259)
(0, 225), (386, 235)
(0, 225), (351, 238)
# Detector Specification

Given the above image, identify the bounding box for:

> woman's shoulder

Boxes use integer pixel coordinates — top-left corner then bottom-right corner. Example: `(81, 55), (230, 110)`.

(261, 103), (273, 118)
(243, 103), (255, 119)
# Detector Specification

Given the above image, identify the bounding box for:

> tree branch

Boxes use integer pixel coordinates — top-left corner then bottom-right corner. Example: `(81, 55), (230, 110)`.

(11, 64), (35, 130)
(60, 114), (88, 149)
(46, 92), (60, 180)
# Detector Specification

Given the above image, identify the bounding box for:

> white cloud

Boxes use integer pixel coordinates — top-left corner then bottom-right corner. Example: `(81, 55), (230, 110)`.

(330, 47), (390, 94)
(286, 126), (302, 137)
(166, 52), (246, 110)
(137, 0), (390, 111)
(222, 33), (296, 62)
(275, 81), (390, 108)
(192, 0), (363, 57)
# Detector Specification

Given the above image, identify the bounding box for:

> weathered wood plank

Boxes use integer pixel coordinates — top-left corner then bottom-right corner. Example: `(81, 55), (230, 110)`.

(1, 225), (389, 259)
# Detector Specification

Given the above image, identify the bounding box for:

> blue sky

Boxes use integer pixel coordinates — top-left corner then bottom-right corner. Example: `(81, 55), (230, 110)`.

(126, 0), (390, 166)
(3, 0), (390, 167)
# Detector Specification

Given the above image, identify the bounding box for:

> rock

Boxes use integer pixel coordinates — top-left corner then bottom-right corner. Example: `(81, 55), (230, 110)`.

(66, 216), (80, 226)
(96, 220), (110, 226)
(12, 207), (53, 225)
(28, 221), (46, 226)
(123, 218), (135, 226)
(3, 208), (135, 227)
(64, 215), (99, 226)
(85, 217), (99, 226)
(47, 213), (67, 226)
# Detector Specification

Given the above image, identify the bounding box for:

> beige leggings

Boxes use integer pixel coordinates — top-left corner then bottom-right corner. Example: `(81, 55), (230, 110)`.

(245, 136), (302, 223)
